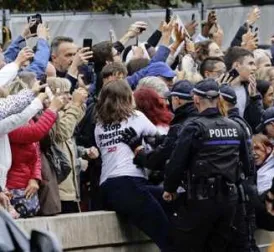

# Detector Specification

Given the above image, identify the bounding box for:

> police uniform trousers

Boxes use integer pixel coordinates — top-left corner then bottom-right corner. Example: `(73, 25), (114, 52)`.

(171, 193), (238, 252)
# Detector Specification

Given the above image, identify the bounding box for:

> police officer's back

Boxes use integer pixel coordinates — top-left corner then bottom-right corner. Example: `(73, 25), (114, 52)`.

(163, 79), (247, 252)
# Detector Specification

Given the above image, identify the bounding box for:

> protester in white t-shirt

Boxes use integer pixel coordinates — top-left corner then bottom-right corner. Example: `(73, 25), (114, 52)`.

(94, 80), (173, 251)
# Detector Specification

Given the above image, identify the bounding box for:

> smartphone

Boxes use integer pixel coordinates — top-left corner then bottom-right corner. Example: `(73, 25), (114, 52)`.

(83, 38), (93, 50)
(40, 74), (47, 85)
(228, 68), (240, 80)
(39, 74), (47, 92)
(83, 38), (93, 64)
(165, 8), (173, 24)
(191, 13), (195, 21)
(27, 13), (42, 34)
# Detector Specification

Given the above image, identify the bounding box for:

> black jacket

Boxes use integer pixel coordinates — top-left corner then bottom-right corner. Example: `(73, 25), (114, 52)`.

(164, 108), (249, 193)
(74, 97), (103, 210)
(230, 23), (248, 47)
(134, 102), (198, 170)
(240, 82), (264, 133)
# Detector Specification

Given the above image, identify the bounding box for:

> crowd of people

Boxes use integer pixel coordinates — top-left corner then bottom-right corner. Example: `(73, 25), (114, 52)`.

(1, 5), (274, 251)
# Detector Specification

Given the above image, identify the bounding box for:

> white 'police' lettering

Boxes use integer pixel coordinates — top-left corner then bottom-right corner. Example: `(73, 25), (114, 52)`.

(209, 128), (238, 138)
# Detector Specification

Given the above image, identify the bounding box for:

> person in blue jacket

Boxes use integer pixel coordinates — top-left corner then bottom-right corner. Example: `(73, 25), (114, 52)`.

(4, 23), (50, 80)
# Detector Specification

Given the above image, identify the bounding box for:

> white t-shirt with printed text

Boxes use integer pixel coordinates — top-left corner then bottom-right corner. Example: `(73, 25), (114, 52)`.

(95, 111), (157, 185)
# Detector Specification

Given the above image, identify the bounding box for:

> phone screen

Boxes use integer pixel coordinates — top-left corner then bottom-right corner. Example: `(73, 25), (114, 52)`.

(83, 39), (93, 64)
(83, 38), (93, 50)
(40, 74), (47, 85)
(228, 69), (239, 79)
(27, 14), (42, 35)
(165, 8), (173, 24)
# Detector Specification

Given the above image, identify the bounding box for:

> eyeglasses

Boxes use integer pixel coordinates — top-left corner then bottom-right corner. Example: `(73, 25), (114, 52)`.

(211, 69), (226, 75)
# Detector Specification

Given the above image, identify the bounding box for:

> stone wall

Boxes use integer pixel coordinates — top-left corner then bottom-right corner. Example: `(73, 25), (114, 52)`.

(16, 211), (274, 251)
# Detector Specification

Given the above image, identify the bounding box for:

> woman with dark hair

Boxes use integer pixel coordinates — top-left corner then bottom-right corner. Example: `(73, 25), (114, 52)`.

(256, 80), (274, 109)
(134, 87), (172, 134)
(94, 80), (172, 252)
(195, 40), (224, 63)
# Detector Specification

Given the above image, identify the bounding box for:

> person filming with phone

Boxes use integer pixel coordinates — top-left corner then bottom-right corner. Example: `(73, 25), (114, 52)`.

(224, 46), (263, 132)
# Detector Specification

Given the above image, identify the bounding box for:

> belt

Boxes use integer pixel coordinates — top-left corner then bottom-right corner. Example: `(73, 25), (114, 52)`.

(190, 177), (238, 200)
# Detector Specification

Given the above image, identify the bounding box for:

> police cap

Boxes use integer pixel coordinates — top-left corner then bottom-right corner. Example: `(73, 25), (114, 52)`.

(220, 84), (237, 105)
(192, 79), (220, 99)
(165, 80), (193, 100)
(256, 107), (274, 132)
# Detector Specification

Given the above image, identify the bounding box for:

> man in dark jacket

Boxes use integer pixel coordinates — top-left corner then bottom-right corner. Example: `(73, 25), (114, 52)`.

(163, 79), (249, 252)
(122, 80), (198, 174)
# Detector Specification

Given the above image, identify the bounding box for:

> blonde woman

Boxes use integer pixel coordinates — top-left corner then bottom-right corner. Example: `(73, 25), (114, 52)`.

(42, 77), (88, 214)
(256, 67), (274, 87)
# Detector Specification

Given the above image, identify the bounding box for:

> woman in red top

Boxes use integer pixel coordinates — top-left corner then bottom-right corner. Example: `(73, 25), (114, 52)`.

(6, 96), (64, 217)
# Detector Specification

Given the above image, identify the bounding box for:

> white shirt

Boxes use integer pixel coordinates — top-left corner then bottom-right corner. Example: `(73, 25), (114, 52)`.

(257, 153), (274, 195)
(0, 62), (19, 87)
(233, 85), (247, 118)
(95, 111), (157, 185)
(156, 125), (169, 135)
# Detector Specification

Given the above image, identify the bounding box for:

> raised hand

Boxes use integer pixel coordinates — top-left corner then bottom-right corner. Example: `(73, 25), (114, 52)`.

(14, 47), (34, 67)
(246, 6), (261, 26)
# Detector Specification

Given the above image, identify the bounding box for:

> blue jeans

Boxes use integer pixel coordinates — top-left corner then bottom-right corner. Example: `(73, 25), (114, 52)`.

(100, 176), (172, 251)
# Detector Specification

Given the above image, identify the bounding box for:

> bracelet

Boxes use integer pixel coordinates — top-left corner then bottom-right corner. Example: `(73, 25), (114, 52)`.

(134, 146), (145, 156)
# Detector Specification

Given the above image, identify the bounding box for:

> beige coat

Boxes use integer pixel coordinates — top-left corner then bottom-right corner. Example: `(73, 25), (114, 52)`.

(53, 103), (85, 202)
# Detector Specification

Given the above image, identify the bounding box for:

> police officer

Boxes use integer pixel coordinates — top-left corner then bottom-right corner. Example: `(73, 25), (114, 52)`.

(220, 84), (259, 252)
(122, 80), (198, 175)
(163, 79), (249, 252)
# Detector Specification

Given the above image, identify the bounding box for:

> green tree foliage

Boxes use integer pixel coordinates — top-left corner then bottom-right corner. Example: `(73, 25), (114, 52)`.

(3, 0), (200, 15)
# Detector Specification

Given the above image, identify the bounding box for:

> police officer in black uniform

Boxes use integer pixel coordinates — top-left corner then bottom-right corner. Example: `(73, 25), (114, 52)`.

(163, 79), (249, 252)
(220, 84), (259, 252)
(123, 80), (198, 175)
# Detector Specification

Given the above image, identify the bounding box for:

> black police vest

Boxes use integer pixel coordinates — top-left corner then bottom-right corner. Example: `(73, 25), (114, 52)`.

(190, 115), (243, 184)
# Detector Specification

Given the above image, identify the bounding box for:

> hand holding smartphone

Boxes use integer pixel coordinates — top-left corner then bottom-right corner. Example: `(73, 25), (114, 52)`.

(83, 38), (93, 50)
(83, 39), (93, 64)
(27, 13), (42, 35)
(220, 68), (239, 84)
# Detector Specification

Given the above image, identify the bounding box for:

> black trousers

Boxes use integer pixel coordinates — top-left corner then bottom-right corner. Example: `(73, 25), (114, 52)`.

(171, 196), (238, 252)
(227, 203), (259, 252)
(101, 176), (173, 252)
(61, 201), (80, 214)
